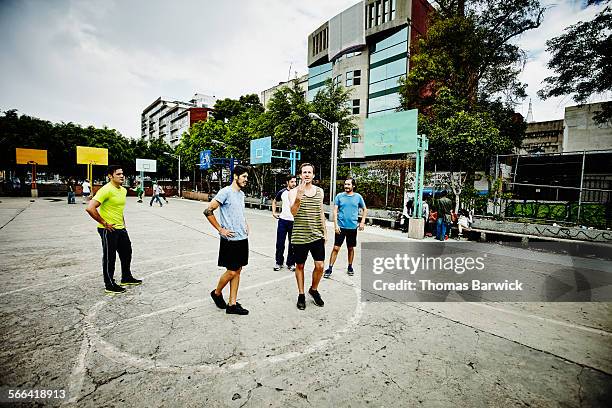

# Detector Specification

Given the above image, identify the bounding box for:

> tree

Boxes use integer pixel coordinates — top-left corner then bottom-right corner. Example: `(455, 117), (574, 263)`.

(398, 0), (542, 207)
(538, 4), (611, 124)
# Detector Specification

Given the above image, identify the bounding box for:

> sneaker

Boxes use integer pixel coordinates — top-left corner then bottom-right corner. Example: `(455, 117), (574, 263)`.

(210, 290), (227, 309)
(347, 266), (354, 276)
(287, 264), (296, 271)
(226, 302), (249, 315)
(323, 267), (332, 279)
(105, 285), (126, 295)
(296, 294), (306, 310)
(120, 277), (143, 286)
(308, 288), (324, 307)
(273, 264), (282, 271)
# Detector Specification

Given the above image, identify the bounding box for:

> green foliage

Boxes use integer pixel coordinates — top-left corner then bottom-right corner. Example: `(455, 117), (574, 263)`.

(399, 0), (543, 174)
(538, 5), (611, 124)
(0, 109), (175, 180)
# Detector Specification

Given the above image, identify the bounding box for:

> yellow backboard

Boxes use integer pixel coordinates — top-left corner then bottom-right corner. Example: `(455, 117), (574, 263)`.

(16, 148), (48, 165)
(76, 146), (108, 165)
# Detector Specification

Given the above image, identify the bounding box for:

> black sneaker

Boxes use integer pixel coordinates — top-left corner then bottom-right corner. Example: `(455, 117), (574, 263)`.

(120, 277), (143, 286)
(273, 264), (282, 271)
(105, 285), (126, 295)
(297, 294), (306, 310)
(323, 267), (332, 279)
(226, 302), (249, 315)
(210, 290), (227, 309)
(308, 288), (324, 307)
(347, 266), (354, 276)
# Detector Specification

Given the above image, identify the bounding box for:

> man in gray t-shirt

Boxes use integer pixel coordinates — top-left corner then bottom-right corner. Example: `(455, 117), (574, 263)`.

(204, 165), (250, 316)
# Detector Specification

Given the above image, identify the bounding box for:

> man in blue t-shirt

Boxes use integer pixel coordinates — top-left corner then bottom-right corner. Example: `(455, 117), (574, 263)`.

(204, 164), (251, 316)
(324, 178), (368, 278)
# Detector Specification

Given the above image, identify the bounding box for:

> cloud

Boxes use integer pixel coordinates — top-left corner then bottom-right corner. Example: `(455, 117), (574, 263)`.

(0, 0), (356, 138)
(2, 0), (606, 139)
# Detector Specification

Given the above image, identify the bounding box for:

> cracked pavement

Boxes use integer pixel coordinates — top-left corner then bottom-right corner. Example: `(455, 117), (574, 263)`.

(0, 196), (611, 407)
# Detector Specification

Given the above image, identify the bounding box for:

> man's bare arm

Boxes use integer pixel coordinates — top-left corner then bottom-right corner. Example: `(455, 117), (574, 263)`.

(204, 200), (234, 238)
(272, 199), (279, 218)
(289, 187), (301, 216)
(359, 206), (368, 230)
(320, 191), (327, 242)
(85, 199), (114, 230)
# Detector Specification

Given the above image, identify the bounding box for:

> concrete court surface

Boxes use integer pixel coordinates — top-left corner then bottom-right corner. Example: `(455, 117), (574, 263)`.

(0, 196), (611, 407)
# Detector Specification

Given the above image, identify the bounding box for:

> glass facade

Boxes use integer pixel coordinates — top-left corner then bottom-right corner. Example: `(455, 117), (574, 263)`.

(308, 62), (333, 101)
(367, 27), (408, 116)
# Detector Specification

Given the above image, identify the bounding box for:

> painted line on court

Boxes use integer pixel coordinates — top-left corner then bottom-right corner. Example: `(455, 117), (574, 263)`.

(67, 274), (364, 402)
(0, 251), (213, 297)
(471, 303), (612, 337)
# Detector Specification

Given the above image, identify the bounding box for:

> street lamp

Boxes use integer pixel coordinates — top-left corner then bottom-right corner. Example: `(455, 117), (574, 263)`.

(163, 152), (181, 198)
(309, 112), (339, 204)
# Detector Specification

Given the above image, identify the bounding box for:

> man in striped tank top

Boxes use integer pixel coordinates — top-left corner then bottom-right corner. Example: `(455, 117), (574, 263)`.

(288, 163), (328, 310)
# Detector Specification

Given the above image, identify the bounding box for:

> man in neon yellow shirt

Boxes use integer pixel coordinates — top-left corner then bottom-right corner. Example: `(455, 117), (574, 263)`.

(86, 165), (142, 294)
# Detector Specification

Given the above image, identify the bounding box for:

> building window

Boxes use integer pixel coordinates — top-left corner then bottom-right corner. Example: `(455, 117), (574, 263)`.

(354, 69), (361, 86)
(382, 0), (388, 24)
(390, 0), (396, 20)
(368, 3), (375, 28)
(351, 128), (360, 143)
(352, 99), (360, 115)
(376, 1), (381, 26)
(346, 71), (354, 87)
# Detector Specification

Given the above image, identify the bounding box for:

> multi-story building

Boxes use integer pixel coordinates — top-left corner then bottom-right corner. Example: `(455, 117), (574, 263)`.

(260, 74), (308, 108)
(307, 0), (432, 159)
(516, 101), (612, 154)
(141, 93), (217, 147)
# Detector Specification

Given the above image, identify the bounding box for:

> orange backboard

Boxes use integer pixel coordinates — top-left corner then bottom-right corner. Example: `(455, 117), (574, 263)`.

(16, 148), (48, 165)
(76, 146), (108, 165)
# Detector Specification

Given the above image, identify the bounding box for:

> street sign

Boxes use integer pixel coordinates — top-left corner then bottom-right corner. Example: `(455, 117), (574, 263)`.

(250, 137), (272, 164)
(364, 109), (419, 156)
(76, 146), (108, 165)
(136, 158), (157, 172)
(16, 148), (48, 165)
(199, 150), (212, 170)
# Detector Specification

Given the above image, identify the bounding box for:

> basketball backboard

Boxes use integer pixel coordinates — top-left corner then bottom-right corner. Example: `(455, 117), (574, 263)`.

(76, 146), (108, 165)
(250, 137), (272, 164)
(16, 148), (48, 165)
(136, 158), (157, 172)
(364, 109), (419, 156)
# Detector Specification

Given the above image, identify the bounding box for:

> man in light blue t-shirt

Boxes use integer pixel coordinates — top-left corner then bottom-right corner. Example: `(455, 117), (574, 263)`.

(204, 165), (251, 316)
(324, 178), (368, 278)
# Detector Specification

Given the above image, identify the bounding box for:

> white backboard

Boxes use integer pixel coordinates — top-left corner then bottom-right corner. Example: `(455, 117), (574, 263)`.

(136, 158), (157, 173)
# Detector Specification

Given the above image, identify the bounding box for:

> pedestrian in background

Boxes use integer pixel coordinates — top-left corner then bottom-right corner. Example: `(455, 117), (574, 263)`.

(67, 178), (76, 204)
(81, 179), (91, 204)
(150, 181), (163, 207)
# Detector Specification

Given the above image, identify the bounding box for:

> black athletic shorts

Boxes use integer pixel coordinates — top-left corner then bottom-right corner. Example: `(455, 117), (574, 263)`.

(218, 238), (249, 271)
(292, 238), (325, 264)
(334, 228), (358, 248)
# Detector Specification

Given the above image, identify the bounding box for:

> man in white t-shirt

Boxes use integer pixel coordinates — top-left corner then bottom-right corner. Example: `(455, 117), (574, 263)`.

(81, 179), (91, 204)
(150, 182), (163, 207)
(272, 174), (297, 271)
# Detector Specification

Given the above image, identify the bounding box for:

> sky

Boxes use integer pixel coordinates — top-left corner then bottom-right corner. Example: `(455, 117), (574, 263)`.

(0, 0), (608, 139)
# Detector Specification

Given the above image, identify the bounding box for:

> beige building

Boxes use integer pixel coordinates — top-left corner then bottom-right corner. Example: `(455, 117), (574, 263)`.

(141, 93), (217, 147)
(517, 101), (612, 154)
(306, 0), (432, 160)
(260, 74), (308, 108)
(563, 102), (612, 152)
